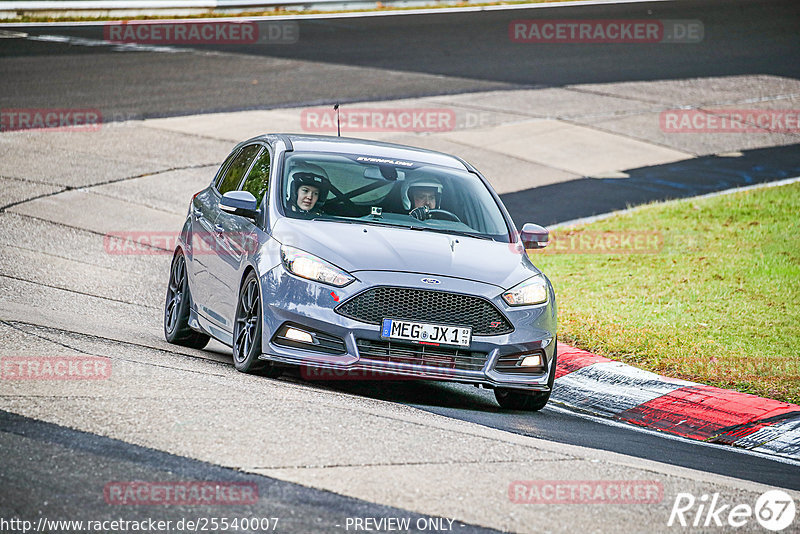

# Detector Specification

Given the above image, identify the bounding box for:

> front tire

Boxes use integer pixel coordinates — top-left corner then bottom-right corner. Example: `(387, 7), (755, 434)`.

(494, 387), (550, 411)
(164, 251), (210, 349)
(494, 343), (557, 411)
(232, 271), (281, 377)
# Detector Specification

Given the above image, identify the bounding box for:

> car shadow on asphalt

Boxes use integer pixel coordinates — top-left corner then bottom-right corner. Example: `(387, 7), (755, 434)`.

(502, 143), (800, 227)
(280, 370), (503, 412)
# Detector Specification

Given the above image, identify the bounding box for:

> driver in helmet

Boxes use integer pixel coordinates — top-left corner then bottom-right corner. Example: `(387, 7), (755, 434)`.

(402, 176), (443, 221)
(287, 164), (330, 217)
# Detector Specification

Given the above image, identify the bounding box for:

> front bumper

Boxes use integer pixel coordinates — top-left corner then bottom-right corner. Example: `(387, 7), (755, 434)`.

(259, 268), (557, 390)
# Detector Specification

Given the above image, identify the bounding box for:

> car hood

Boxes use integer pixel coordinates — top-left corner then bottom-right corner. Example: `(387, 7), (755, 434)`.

(271, 218), (541, 289)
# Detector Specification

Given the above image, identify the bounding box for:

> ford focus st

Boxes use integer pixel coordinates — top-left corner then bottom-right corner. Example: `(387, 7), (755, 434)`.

(164, 134), (557, 410)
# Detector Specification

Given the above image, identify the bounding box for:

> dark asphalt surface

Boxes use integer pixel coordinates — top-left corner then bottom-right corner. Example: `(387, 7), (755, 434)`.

(0, 410), (497, 533)
(504, 143), (800, 226)
(283, 376), (800, 491)
(1, 0), (799, 521)
(2, 0), (799, 118)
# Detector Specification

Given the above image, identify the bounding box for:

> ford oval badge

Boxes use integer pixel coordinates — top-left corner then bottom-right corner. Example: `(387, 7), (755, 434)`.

(421, 278), (441, 285)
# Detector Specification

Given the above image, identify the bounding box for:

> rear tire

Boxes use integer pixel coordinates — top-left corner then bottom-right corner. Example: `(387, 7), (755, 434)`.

(494, 342), (557, 411)
(232, 271), (281, 378)
(164, 251), (210, 350)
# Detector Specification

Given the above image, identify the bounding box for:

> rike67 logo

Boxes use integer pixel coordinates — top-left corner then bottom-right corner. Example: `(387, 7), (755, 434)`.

(668, 490), (796, 531)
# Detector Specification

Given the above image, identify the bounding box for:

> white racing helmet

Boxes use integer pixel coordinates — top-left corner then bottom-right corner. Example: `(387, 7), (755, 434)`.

(401, 175), (443, 211)
(287, 163), (330, 210)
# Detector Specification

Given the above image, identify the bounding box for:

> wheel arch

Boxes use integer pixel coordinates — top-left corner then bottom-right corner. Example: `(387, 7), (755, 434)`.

(239, 264), (259, 293)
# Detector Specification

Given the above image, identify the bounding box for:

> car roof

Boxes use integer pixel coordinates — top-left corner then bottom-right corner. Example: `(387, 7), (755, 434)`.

(251, 133), (470, 171)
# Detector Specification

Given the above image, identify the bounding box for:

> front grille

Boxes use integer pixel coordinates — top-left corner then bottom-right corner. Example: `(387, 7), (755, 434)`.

(336, 287), (513, 335)
(356, 339), (488, 372)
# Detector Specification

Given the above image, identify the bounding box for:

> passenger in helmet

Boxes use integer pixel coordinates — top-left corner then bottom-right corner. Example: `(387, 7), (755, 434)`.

(287, 164), (330, 216)
(402, 176), (443, 221)
(296, 178), (322, 212)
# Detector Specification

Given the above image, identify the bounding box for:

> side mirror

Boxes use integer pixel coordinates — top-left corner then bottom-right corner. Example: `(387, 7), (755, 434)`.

(520, 223), (549, 249)
(221, 191), (259, 221)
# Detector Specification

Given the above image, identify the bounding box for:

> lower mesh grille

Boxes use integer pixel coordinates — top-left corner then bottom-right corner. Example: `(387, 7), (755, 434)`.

(336, 287), (513, 335)
(356, 339), (488, 372)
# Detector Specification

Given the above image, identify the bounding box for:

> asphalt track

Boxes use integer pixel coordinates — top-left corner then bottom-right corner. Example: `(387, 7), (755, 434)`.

(0, 410), (496, 533)
(279, 374), (800, 490)
(1, 0), (799, 117)
(2, 0), (800, 530)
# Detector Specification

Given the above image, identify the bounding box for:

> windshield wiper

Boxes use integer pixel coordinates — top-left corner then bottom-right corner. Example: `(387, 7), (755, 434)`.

(309, 215), (356, 223)
(423, 227), (495, 240)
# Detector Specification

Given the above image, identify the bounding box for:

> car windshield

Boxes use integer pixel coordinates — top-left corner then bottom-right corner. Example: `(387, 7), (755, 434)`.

(281, 152), (511, 242)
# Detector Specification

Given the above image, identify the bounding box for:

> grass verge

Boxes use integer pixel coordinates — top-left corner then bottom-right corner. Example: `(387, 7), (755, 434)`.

(530, 181), (800, 404)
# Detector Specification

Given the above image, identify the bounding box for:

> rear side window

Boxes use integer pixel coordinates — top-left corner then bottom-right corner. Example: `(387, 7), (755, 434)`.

(240, 148), (271, 207)
(216, 144), (261, 195)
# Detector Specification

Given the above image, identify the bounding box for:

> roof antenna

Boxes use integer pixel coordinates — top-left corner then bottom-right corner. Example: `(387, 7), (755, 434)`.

(334, 103), (341, 137)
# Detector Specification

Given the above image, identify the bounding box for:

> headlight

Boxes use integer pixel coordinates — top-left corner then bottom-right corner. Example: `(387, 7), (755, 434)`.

(502, 275), (548, 306)
(280, 246), (354, 287)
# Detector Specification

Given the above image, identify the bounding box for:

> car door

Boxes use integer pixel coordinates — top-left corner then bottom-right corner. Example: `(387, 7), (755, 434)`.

(202, 143), (264, 333)
(189, 148), (239, 315)
(211, 144), (273, 331)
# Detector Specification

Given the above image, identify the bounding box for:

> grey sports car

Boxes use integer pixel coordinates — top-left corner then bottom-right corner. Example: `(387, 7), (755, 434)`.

(164, 134), (557, 410)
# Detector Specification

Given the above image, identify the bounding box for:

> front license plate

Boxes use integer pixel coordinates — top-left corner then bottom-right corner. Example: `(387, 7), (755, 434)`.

(380, 319), (472, 347)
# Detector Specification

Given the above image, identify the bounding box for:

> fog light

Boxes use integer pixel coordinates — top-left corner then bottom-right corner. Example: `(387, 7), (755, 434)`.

(520, 354), (543, 367)
(285, 328), (313, 344)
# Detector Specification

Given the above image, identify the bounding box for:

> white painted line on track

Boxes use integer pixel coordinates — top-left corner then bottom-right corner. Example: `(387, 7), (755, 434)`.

(26, 32), (195, 52)
(0, 29), (28, 36)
